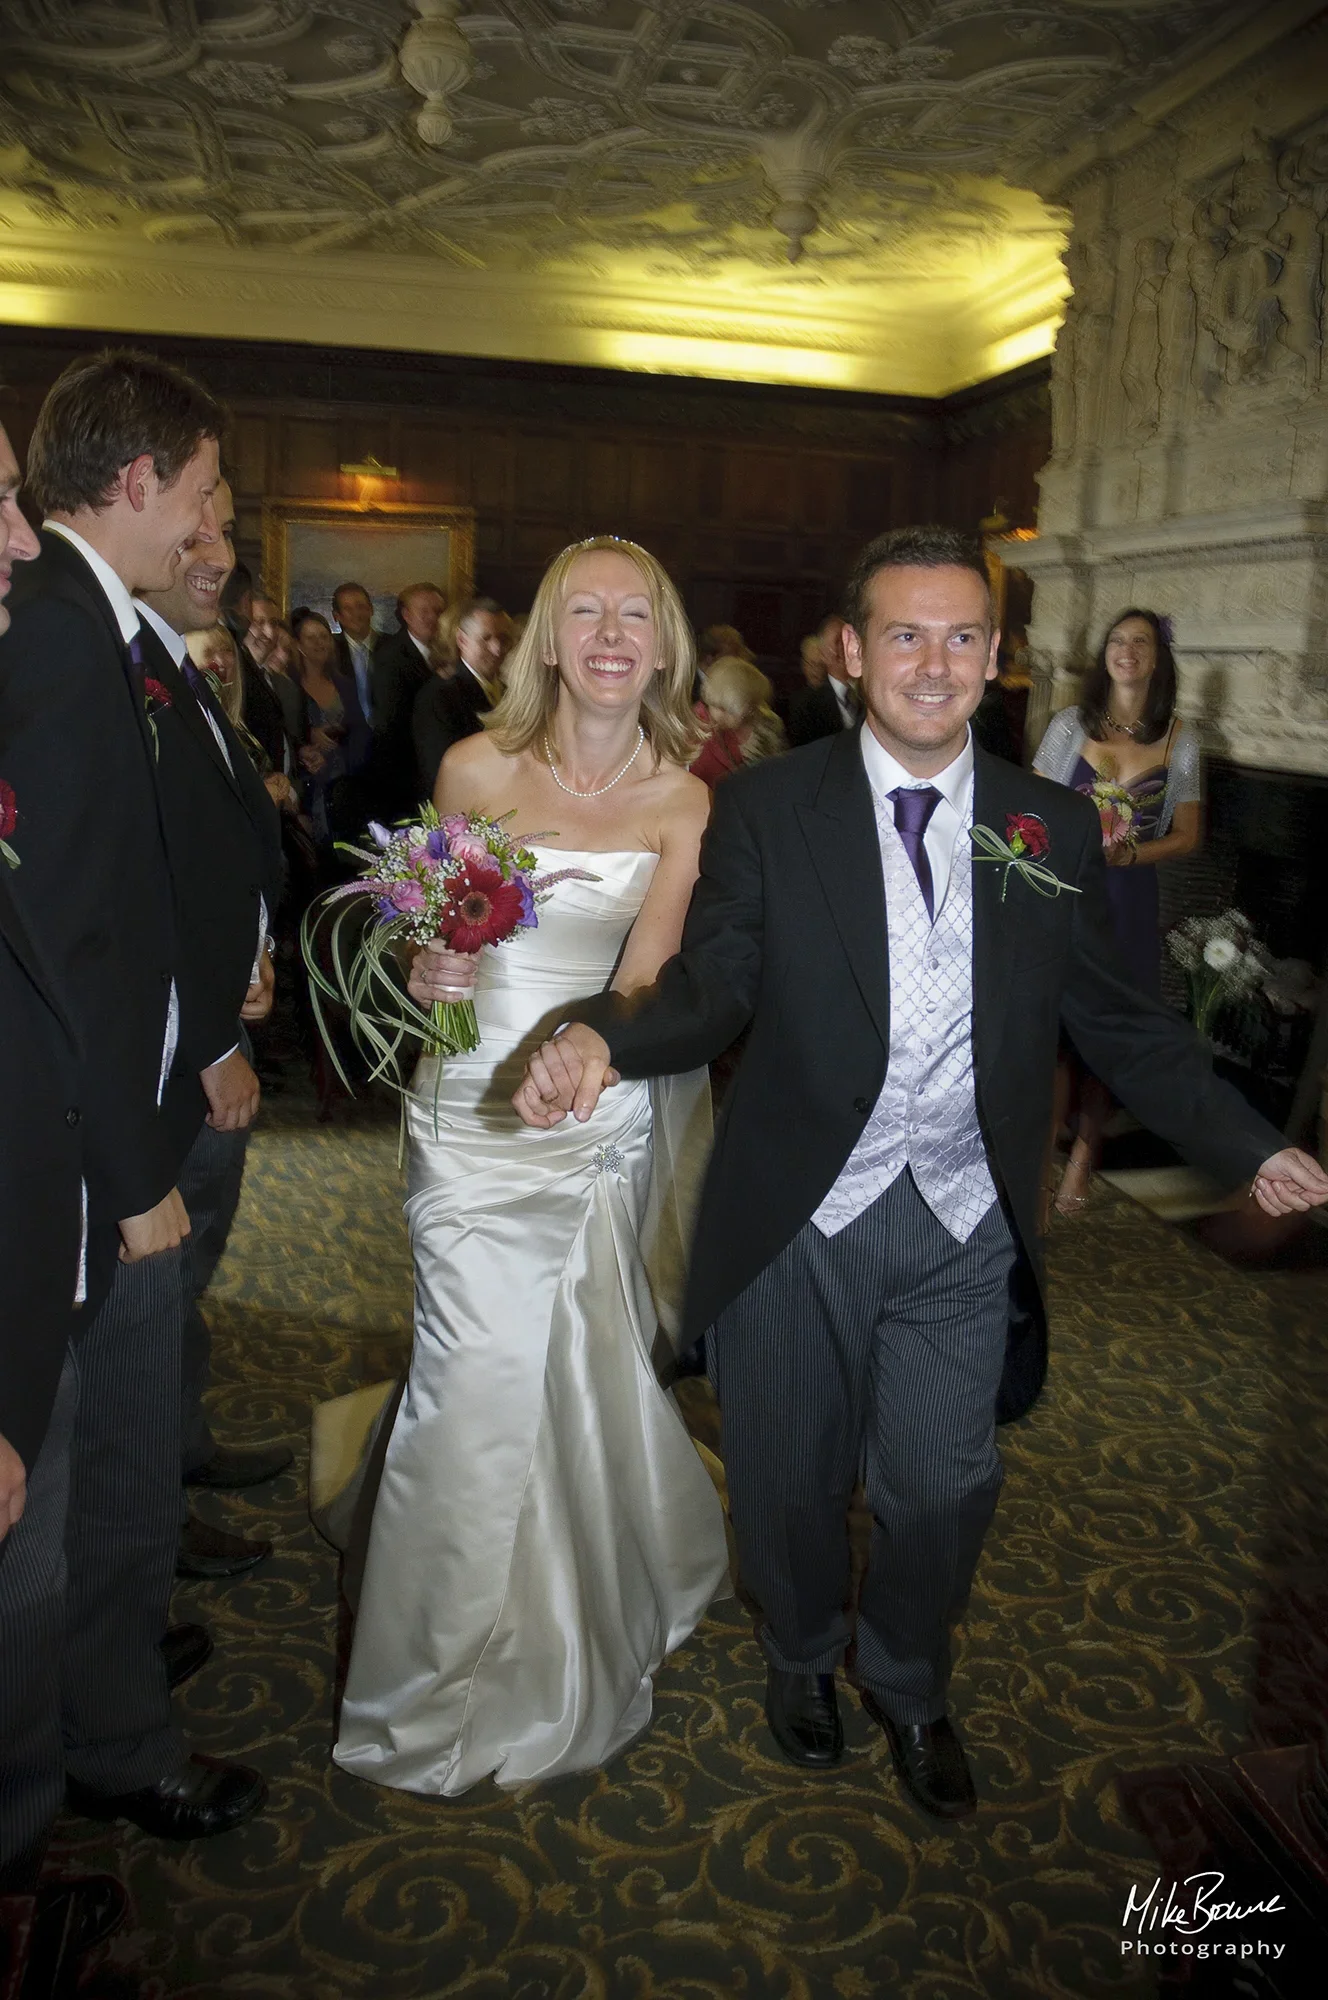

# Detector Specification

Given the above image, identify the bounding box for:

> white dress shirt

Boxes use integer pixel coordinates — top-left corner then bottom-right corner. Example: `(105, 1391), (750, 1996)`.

(859, 724), (975, 915)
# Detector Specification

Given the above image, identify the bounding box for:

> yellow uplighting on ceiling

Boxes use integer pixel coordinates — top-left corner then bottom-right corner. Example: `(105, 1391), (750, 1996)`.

(0, 1), (1261, 398)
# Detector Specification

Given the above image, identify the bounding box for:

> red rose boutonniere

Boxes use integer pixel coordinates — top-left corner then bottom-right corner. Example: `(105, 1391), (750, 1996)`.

(1006, 812), (1050, 861)
(143, 676), (172, 759)
(971, 810), (1079, 902)
(0, 778), (19, 869)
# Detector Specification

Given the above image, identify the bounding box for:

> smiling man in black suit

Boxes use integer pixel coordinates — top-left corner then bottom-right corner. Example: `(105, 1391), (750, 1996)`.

(0, 352), (265, 1892)
(505, 525), (1328, 1821)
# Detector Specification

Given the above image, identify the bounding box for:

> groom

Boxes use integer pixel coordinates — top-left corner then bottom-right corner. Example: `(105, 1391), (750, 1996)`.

(497, 526), (1328, 1819)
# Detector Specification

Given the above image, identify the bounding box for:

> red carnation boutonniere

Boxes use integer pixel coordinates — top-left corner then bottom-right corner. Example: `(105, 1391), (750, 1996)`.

(0, 777), (19, 869)
(143, 676), (172, 759)
(971, 810), (1080, 902)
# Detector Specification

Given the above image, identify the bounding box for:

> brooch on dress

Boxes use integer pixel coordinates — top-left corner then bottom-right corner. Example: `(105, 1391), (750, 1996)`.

(591, 1143), (626, 1177)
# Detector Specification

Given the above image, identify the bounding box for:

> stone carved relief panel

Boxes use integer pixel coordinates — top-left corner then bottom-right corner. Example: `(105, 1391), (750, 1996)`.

(1024, 12), (1328, 776)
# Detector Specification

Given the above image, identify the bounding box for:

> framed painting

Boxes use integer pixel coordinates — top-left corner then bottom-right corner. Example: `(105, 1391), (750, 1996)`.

(261, 501), (475, 632)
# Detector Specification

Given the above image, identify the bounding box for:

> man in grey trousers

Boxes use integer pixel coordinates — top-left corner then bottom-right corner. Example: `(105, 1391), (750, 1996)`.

(494, 525), (1328, 1819)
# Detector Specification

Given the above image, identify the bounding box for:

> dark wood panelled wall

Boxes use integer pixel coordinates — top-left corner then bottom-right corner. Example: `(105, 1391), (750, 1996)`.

(0, 330), (1049, 668)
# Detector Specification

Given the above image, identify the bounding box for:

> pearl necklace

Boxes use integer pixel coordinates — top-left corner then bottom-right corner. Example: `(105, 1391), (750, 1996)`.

(543, 725), (645, 798)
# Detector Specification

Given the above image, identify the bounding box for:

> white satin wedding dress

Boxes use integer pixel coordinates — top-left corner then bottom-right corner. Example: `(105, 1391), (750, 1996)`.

(334, 850), (729, 1796)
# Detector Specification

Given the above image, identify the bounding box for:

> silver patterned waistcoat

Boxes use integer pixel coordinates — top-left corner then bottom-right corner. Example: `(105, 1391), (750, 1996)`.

(811, 789), (998, 1242)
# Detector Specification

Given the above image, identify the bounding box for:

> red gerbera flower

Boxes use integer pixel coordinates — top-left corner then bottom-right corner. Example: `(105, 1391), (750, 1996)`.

(0, 778), (16, 841)
(441, 863), (527, 953)
(1006, 812), (1049, 859)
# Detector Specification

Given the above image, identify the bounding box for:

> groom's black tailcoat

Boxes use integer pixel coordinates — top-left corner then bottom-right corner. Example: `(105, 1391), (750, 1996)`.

(583, 728), (1282, 1421)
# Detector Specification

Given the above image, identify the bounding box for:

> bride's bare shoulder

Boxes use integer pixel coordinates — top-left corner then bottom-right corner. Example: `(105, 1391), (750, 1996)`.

(435, 730), (523, 813)
(649, 759), (711, 840)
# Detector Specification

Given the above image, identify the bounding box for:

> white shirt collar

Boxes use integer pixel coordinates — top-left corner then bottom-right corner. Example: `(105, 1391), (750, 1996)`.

(408, 630), (431, 660)
(44, 521), (141, 645)
(860, 724), (973, 817)
(132, 598), (189, 667)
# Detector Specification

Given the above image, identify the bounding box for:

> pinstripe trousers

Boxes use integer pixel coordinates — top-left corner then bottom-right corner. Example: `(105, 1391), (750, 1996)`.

(710, 1167), (1016, 1726)
(177, 1114), (249, 1474)
(0, 1245), (187, 1884)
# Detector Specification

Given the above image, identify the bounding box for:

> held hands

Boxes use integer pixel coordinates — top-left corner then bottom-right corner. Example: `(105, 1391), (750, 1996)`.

(1251, 1148), (1328, 1217)
(513, 1023), (619, 1129)
(118, 1187), (191, 1263)
(202, 1048), (262, 1130)
(408, 940), (479, 1007)
(0, 1431), (26, 1543)
(240, 950), (275, 1024)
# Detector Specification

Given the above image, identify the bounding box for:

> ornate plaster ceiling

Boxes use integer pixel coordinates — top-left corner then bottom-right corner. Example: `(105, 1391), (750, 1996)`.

(0, 1), (1274, 396)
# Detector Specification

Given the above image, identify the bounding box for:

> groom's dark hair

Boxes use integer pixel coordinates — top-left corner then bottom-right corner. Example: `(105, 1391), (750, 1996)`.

(843, 525), (993, 635)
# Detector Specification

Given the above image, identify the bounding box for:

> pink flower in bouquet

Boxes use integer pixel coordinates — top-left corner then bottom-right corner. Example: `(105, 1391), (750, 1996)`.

(1099, 802), (1132, 846)
(390, 881), (427, 913)
(440, 814), (493, 868)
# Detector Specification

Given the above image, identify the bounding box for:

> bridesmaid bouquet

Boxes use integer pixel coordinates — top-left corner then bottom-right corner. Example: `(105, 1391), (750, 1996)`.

(302, 805), (593, 1096)
(1082, 773), (1140, 852)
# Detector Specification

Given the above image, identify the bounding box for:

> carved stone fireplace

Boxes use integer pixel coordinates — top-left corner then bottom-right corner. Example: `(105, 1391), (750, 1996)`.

(1014, 14), (1328, 791)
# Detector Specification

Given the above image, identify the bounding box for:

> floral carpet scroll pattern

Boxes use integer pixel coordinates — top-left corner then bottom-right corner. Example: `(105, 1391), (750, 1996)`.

(47, 1098), (1326, 1999)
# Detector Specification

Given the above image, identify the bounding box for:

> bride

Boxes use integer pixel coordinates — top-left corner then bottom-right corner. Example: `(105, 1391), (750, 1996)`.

(333, 536), (730, 1796)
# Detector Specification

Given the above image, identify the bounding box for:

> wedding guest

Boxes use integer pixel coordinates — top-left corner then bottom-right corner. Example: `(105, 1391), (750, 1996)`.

(291, 610), (370, 856)
(697, 622), (754, 673)
(1033, 609), (1202, 1214)
(412, 595), (509, 796)
(188, 625), (303, 820)
(137, 484), (289, 1579)
(332, 536), (728, 1796)
(788, 615), (856, 746)
(244, 594), (304, 755)
(691, 655), (786, 787)
(367, 582), (444, 821)
(226, 565), (293, 775)
(0, 351), (265, 1882)
(332, 580), (378, 724)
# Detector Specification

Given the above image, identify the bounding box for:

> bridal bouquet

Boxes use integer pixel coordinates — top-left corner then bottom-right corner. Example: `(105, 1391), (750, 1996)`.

(301, 805), (594, 1096)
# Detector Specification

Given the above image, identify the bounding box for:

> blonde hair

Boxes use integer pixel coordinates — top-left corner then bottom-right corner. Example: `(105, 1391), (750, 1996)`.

(702, 655), (785, 765)
(487, 536), (701, 768)
(186, 625), (242, 727)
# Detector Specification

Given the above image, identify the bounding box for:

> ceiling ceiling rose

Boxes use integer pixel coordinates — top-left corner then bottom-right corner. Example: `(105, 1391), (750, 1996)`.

(0, 2), (1279, 396)
(398, 0), (473, 149)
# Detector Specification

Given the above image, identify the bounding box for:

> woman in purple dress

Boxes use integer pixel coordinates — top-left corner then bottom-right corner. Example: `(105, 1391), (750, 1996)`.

(1033, 609), (1202, 1213)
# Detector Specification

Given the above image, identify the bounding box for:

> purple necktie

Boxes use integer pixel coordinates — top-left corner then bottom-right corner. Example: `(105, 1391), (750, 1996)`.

(889, 785), (941, 922)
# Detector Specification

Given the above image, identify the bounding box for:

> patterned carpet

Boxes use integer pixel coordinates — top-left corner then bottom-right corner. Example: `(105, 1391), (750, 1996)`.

(47, 1088), (1328, 2000)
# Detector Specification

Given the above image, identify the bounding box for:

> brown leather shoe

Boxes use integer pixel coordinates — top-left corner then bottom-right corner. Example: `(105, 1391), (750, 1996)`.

(861, 1691), (976, 1819)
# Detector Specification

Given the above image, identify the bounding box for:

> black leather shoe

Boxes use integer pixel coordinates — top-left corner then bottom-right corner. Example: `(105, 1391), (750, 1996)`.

(176, 1515), (271, 1580)
(21, 1873), (129, 1995)
(765, 1664), (844, 1768)
(185, 1444), (293, 1490)
(861, 1692), (977, 1819)
(66, 1756), (267, 1841)
(159, 1623), (213, 1690)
